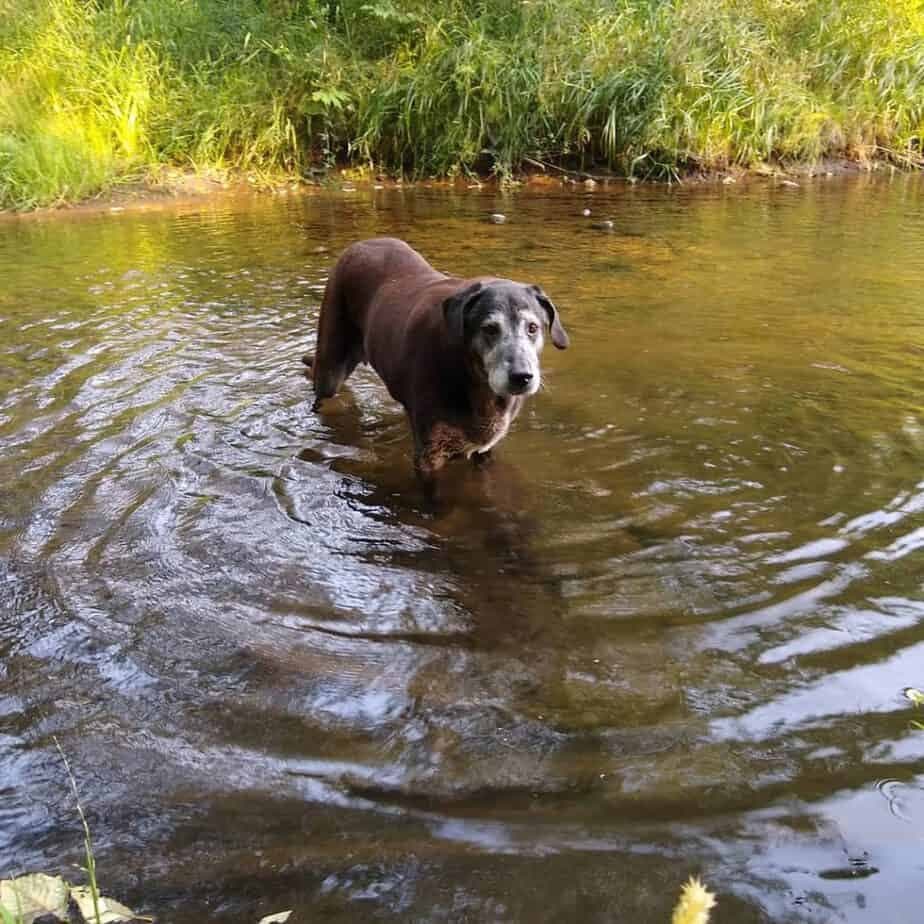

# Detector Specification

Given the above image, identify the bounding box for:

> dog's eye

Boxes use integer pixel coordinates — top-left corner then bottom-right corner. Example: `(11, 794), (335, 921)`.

(482, 323), (501, 338)
(527, 322), (540, 336)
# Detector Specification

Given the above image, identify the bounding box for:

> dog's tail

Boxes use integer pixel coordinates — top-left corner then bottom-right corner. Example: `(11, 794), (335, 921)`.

(301, 352), (314, 369)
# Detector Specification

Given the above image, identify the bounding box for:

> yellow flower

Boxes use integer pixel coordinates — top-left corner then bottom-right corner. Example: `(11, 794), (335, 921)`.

(671, 876), (717, 924)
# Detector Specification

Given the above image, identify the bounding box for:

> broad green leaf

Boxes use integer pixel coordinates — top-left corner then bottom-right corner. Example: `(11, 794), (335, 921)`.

(904, 687), (924, 706)
(0, 874), (70, 924)
(71, 887), (135, 924)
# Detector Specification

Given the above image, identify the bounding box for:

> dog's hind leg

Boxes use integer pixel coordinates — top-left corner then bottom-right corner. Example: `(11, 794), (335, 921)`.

(311, 283), (364, 410)
(311, 341), (363, 411)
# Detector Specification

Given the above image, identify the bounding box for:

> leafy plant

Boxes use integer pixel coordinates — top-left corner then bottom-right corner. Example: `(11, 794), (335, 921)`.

(905, 687), (924, 730)
(1, 0), (923, 208)
(52, 737), (101, 924)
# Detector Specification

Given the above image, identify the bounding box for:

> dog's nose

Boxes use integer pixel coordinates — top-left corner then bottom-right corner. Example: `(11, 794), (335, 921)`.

(509, 372), (534, 392)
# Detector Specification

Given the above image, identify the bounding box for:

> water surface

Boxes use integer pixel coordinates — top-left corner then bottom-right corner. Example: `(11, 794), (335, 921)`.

(2, 177), (923, 923)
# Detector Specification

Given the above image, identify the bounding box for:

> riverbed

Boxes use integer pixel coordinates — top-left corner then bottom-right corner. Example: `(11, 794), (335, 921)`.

(2, 177), (923, 923)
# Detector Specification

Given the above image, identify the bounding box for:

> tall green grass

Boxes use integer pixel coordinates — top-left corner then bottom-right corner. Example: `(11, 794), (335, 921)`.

(1, 0), (922, 208)
(0, 0), (159, 207)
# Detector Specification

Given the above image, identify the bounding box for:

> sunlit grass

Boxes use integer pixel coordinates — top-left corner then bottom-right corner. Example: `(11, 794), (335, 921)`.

(0, 0), (158, 207)
(1, 0), (922, 208)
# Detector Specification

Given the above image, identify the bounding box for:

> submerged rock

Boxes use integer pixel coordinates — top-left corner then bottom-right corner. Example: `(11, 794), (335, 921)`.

(489, 213), (507, 224)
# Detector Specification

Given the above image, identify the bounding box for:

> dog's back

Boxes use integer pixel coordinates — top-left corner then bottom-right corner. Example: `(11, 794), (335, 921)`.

(312, 238), (441, 405)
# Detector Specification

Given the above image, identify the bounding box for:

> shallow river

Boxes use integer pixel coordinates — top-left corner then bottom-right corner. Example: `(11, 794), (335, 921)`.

(2, 177), (923, 923)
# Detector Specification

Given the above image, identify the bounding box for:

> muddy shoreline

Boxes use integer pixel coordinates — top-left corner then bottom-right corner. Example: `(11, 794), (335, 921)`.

(0, 157), (909, 221)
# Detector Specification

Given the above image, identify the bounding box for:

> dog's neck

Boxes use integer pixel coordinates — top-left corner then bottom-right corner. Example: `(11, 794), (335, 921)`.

(468, 378), (508, 415)
(469, 384), (522, 432)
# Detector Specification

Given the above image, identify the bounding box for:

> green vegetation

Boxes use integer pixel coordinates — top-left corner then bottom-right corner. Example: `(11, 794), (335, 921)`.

(54, 737), (102, 924)
(1, 0), (923, 208)
(907, 687), (924, 729)
(0, 739), (138, 924)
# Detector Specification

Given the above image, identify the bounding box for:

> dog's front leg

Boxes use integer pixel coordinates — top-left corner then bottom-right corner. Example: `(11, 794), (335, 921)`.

(413, 425), (452, 504)
(414, 448), (444, 504)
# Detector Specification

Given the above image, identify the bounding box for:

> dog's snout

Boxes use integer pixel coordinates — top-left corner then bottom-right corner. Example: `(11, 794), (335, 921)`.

(509, 371), (534, 392)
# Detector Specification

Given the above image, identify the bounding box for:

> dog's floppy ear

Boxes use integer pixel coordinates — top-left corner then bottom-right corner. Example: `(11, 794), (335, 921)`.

(531, 285), (569, 349)
(442, 281), (485, 345)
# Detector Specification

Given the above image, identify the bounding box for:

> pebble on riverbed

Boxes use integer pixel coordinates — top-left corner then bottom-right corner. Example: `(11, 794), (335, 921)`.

(489, 213), (507, 224)
(592, 219), (615, 231)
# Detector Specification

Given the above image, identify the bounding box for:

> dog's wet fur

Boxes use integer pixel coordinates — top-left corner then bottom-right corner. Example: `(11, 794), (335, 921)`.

(307, 237), (568, 484)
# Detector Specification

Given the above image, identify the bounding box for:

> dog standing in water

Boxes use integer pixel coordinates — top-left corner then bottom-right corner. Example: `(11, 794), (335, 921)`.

(305, 237), (568, 484)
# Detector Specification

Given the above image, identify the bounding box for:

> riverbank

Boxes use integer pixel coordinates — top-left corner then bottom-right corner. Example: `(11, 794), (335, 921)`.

(1, 0), (922, 212)
(0, 155), (903, 222)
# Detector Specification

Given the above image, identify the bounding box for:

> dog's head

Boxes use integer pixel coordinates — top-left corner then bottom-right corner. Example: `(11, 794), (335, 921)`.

(443, 279), (568, 398)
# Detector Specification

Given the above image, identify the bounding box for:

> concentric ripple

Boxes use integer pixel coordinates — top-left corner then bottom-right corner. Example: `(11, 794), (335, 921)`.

(1, 179), (923, 923)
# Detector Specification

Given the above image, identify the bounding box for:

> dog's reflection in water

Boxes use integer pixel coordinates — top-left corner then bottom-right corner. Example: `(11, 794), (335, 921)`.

(298, 390), (560, 649)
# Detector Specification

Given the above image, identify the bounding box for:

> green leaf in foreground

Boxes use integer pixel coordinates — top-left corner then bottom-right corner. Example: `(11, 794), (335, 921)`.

(0, 874), (69, 924)
(904, 688), (924, 706)
(71, 887), (136, 924)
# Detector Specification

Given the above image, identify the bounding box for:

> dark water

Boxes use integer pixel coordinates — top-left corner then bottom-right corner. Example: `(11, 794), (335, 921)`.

(2, 177), (923, 923)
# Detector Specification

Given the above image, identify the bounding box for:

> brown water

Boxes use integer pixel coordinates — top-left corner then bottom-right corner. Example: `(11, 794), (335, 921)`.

(2, 178), (923, 923)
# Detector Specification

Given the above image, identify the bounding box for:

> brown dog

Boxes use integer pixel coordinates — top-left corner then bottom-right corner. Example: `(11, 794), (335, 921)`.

(307, 237), (568, 482)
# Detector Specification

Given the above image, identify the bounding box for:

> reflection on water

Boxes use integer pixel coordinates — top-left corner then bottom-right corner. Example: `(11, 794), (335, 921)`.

(1, 177), (923, 923)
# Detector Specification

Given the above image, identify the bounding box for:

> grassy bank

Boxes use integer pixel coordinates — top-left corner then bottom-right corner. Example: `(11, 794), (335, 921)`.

(1, 0), (922, 209)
